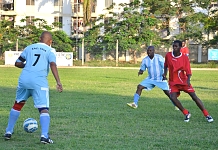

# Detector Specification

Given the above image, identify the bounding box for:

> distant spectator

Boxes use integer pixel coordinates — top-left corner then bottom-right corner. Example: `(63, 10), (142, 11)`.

(180, 40), (190, 56)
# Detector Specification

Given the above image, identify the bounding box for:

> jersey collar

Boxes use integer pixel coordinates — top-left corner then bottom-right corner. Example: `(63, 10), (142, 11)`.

(171, 52), (182, 58)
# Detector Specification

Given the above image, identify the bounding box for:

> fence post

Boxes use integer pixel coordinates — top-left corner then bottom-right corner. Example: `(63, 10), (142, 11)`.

(16, 39), (18, 51)
(116, 39), (118, 67)
(82, 39), (84, 65)
(198, 44), (202, 63)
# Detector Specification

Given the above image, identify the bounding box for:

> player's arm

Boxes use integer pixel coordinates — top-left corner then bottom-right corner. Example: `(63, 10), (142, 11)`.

(163, 66), (168, 80)
(163, 54), (168, 80)
(50, 62), (63, 92)
(185, 56), (192, 86)
(15, 56), (26, 68)
(158, 55), (165, 69)
(186, 74), (191, 86)
(138, 59), (146, 76)
(138, 69), (144, 76)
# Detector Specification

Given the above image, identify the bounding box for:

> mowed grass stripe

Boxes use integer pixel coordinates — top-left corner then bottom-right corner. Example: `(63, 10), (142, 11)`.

(0, 67), (218, 150)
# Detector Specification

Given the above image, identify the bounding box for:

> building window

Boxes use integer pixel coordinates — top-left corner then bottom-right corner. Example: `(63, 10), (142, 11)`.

(105, 0), (113, 8)
(2, 0), (14, 11)
(73, 18), (83, 34)
(26, 0), (34, 5)
(92, 3), (96, 13)
(54, 0), (63, 6)
(54, 16), (63, 28)
(54, 16), (63, 23)
(73, 0), (81, 13)
(26, 16), (34, 25)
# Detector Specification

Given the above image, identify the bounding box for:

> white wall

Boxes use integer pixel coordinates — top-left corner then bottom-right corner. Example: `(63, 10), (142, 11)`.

(14, 0), (72, 36)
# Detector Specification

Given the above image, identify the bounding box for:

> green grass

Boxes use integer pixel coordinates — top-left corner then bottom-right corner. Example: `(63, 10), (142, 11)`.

(73, 60), (218, 68)
(0, 67), (218, 150)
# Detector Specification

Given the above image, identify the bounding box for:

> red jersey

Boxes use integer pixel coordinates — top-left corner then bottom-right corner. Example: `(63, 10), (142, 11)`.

(164, 52), (191, 86)
(180, 46), (189, 56)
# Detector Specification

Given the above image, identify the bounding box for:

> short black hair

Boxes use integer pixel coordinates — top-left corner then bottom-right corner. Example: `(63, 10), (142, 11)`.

(147, 46), (155, 50)
(173, 40), (182, 47)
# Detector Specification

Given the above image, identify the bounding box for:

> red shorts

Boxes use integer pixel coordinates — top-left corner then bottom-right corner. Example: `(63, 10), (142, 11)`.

(169, 84), (195, 97)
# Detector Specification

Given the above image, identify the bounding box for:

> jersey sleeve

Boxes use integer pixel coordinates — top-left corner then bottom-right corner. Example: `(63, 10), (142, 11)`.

(16, 48), (27, 62)
(48, 48), (56, 63)
(139, 58), (147, 71)
(184, 56), (192, 75)
(164, 53), (169, 67)
(158, 55), (164, 68)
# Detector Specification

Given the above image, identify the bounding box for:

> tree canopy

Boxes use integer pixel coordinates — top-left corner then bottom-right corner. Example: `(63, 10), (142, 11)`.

(0, 18), (73, 53)
(83, 0), (218, 56)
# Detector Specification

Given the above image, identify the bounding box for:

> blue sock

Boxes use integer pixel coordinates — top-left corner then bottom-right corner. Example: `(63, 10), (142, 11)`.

(6, 108), (20, 134)
(133, 93), (140, 105)
(40, 113), (50, 138)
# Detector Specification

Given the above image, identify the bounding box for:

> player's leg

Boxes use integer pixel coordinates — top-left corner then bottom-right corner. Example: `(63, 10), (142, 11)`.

(127, 79), (154, 108)
(134, 84), (145, 103)
(162, 90), (179, 110)
(127, 84), (145, 108)
(5, 87), (29, 140)
(155, 80), (178, 110)
(188, 92), (213, 122)
(171, 92), (191, 122)
(170, 92), (185, 111)
(170, 85), (191, 122)
(33, 87), (53, 144)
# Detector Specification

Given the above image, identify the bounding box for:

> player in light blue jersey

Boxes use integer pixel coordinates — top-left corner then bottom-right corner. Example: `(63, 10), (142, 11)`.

(4, 31), (63, 144)
(127, 46), (178, 110)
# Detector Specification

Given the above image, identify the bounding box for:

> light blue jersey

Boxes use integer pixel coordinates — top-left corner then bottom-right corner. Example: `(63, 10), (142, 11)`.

(140, 54), (164, 81)
(15, 43), (56, 108)
(17, 43), (56, 89)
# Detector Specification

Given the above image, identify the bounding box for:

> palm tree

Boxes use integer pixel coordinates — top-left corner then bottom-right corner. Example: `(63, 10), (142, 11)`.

(83, 0), (96, 28)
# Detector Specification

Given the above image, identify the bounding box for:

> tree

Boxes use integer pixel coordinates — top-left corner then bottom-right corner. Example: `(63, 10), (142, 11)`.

(83, 0), (218, 62)
(0, 19), (20, 54)
(83, 0), (95, 26)
(84, 0), (161, 63)
(0, 18), (73, 53)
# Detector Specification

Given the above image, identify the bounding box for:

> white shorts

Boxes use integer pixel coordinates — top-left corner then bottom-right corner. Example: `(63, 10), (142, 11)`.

(139, 78), (169, 91)
(15, 86), (49, 108)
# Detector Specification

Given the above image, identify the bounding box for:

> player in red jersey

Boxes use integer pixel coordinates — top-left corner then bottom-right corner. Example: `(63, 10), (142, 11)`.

(180, 40), (189, 56)
(163, 40), (213, 123)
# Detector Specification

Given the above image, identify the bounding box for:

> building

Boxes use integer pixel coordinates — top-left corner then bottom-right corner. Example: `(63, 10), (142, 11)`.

(71, 0), (135, 38)
(0, 0), (72, 36)
(0, 0), (136, 37)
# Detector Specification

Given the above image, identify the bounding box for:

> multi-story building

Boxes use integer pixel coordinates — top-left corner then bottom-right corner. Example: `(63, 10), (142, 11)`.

(0, 0), (72, 36)
(71, 0), (135, 38)
(0, 0), (135, 37)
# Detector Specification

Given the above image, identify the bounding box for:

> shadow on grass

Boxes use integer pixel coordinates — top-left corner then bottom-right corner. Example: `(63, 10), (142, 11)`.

(0, 86), (218, 150)
(194, 86), (217, 91)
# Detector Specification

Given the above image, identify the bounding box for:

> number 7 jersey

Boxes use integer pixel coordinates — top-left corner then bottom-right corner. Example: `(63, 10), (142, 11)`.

(17, 43), (56, 89)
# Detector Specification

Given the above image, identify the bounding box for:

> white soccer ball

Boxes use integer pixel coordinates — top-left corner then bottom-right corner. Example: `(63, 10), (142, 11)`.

(23, 118), (38, 133)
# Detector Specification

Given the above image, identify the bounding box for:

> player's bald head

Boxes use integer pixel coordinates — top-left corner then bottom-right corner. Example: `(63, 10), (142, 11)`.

(39, 31), (52, 46)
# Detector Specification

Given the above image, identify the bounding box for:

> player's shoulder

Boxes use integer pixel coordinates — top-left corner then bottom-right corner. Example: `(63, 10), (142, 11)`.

(154, 54), (163, 58)
(165, 52), (172, 56)
(143, 55), (149, 59)
(50, 48), (56, 53)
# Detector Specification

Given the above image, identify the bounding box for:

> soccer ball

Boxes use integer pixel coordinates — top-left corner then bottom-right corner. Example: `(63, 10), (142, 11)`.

(23, 118), (38, 133)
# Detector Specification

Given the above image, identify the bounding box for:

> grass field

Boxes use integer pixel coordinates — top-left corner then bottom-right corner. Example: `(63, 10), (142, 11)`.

(0, 67), (218, 150)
